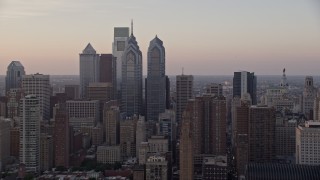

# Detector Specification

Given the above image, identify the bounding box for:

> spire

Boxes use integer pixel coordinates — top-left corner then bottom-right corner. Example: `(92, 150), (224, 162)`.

(131, 19), (133, 35)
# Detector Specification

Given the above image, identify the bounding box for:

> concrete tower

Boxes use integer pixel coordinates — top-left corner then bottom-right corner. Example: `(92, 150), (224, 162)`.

(19, 95), (41, 173)
(21, 73), (50, 120)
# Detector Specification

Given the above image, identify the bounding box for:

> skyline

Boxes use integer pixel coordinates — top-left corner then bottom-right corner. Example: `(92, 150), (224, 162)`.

(1, 0), (320, 75)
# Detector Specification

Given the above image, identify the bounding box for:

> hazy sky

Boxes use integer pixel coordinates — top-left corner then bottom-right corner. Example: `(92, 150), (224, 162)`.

(1, 0), (320, 75)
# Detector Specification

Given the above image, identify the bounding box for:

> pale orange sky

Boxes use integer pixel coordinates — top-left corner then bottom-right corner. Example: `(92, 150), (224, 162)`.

(1, 0), (320, 75)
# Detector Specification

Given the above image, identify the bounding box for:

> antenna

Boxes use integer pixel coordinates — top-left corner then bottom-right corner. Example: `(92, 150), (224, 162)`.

(131, 19), (133, 35)
(182, 67), (184, 75)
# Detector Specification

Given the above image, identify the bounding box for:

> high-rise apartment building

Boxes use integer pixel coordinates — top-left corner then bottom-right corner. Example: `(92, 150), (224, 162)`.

(176, 74), (193, 124)
(121, 26), (143, 117)
(5, 61), (25, 92)
(79, 43), (100, 98)
(248, 105), (276, 163)
(113, 27), (129, 92)
(296, 121), (320, 165)
(40, 134), (53, 171)
(233, 71), (257, 105)
(19, 95), (41, 173)
(10, 127), (20, 158)
(22, 74), (49, 118)
(120, 116), (138, 159)
(100, 54), (117, 99)
(54, 104), (70, 168)
(179, 108), (193, 180)
(21, 73), (50, 120)
(146, 36), (166, 121)
(0, 118), (11, 170)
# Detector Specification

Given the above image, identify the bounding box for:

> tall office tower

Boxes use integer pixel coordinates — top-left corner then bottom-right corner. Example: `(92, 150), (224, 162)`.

(179, 108), (194, 180)
(7, 88), (24, 119)
(54, 104), (70, 168)
(248, 106), (276, 163)
(19, 95), (41, 173)
(136, 116), (146, 157)
(146, 155), (168, 180)
(296, 121), (320, 165)
(233, 100), (250, 177)
(0, 118), (11, 170)
(64, 85), (80, 100)
(176, 74), (193, 124)
(79, 43), (100, 98)
(120, 116), (138, 159)
(100, 54), (117, 100)
(5, 61), (25, 92)
(10, 127), (20, 158)
(66, 100), (99, 130)
(40, 134), (53, 171)
(205, 83), (223, 96)
(157, 109), (176, 152)
(146, 36), (166, 121)
(104, 103), (120, 145)
(21, 73), (50, 120)
(113, 27), (129, 92)
(88, 82), (113, 102)
(275, 116), (296, 157)
(121, 24), (143, 117)
(302, 76), (317, 119)
(233, 71), (257, 105)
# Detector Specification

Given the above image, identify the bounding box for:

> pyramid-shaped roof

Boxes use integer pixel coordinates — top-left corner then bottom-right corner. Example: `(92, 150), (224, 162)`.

(82, 43), (96, 54)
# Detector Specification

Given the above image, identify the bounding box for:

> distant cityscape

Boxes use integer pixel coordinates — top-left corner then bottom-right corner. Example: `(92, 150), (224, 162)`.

(1, 23), (320, 180)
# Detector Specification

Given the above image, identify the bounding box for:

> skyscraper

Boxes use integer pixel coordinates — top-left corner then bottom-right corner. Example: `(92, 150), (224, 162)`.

(79, 43), (100, 98)
(54, 104), (70, 168)
(99, 54), (117, 99)
(233, 71), (257, 105)
(5, 61), (26, 92)
(21, 73), (50, 120)
(176, 74), (193, 124)
(121, 23), (143, 117)
(248, 105), (276, 163)
(302, 76), (317, 119)
(146, 36), (166, 121)
(0, 117), (11, 171)
(113, 27), (129, 92)
(19, 95), (41, 173)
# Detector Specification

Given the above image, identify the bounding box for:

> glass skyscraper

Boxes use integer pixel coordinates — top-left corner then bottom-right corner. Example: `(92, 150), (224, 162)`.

(146, 36), (166, 121)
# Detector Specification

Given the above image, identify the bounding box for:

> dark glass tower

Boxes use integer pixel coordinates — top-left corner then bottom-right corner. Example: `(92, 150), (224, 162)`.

(146, 36), (166, 121)
(121, 24), (143, 117)
(233, 71), (257, 105)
